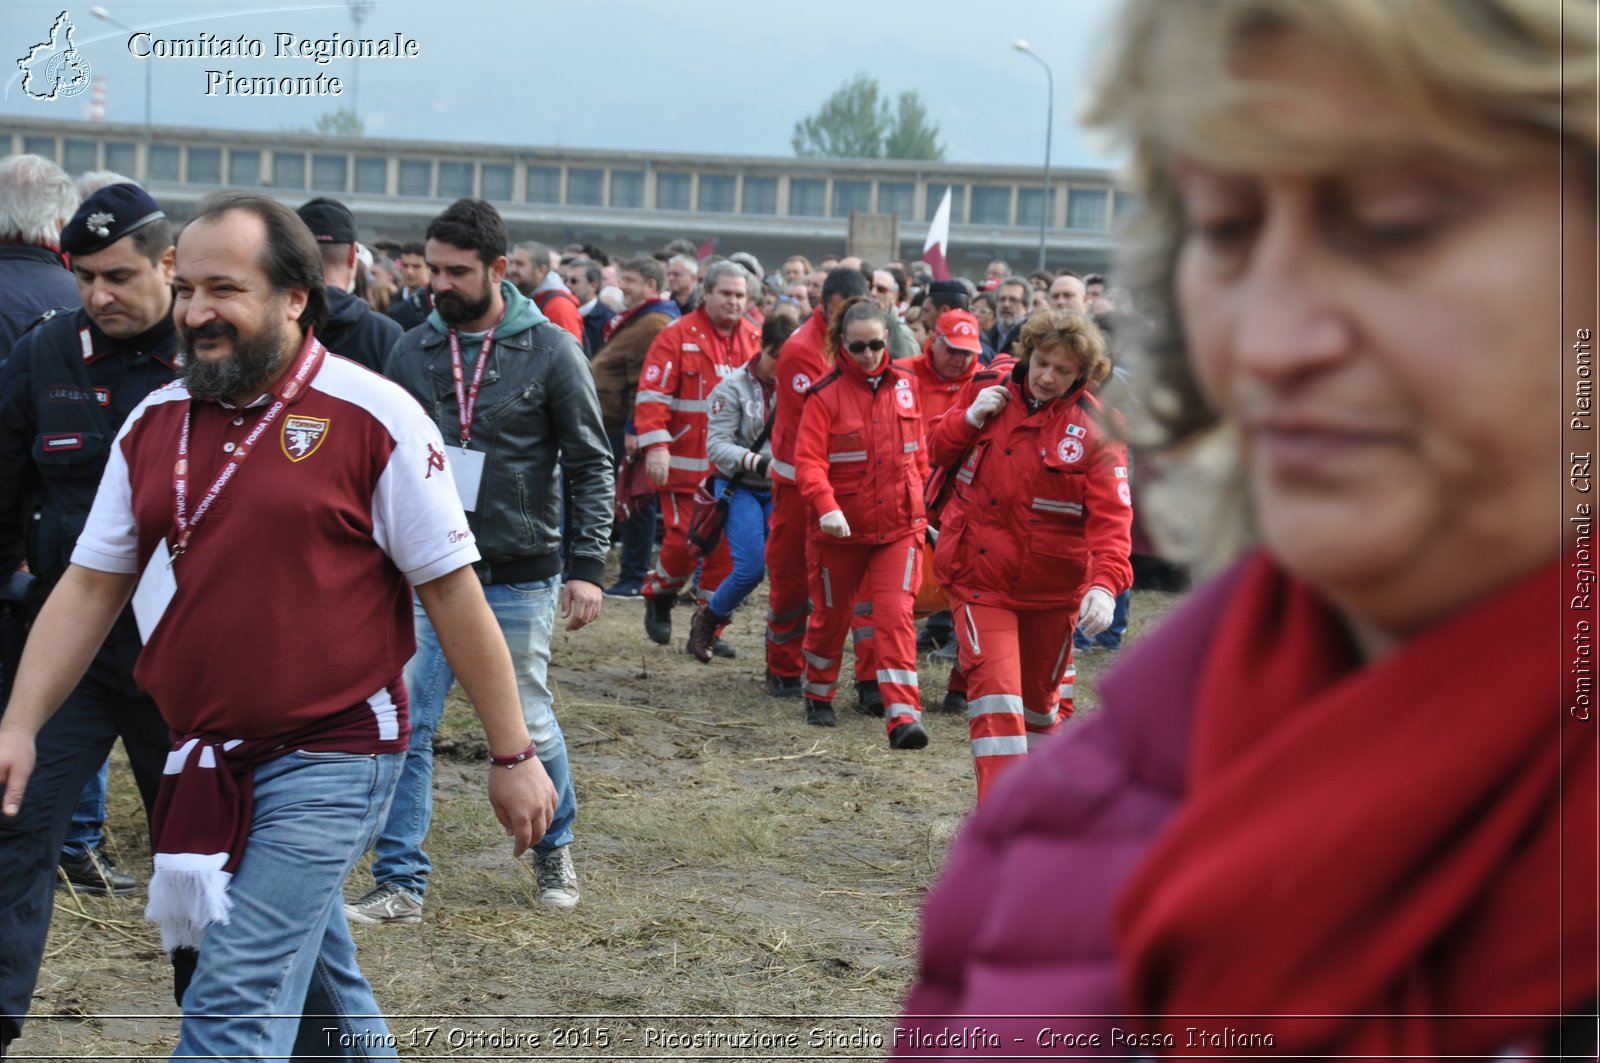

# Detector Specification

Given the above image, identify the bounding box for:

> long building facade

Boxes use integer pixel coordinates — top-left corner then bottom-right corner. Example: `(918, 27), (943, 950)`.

(7, 116), (1127, 276)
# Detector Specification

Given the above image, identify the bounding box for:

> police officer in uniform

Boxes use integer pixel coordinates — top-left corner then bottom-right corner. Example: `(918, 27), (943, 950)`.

(0, 183), (179, 1050)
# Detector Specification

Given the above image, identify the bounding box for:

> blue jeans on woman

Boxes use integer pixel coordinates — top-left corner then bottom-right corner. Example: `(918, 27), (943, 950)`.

(707, 480), (772, 618)
(368, 575), (576, 900)
(174, 749), (403, 1060)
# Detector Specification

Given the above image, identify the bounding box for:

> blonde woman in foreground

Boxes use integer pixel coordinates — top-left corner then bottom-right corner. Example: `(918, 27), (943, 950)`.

(894, 0), (1598, 1057)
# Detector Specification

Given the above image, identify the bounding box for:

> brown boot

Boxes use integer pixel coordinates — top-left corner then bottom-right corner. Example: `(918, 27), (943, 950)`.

(686, 604), (727, 663)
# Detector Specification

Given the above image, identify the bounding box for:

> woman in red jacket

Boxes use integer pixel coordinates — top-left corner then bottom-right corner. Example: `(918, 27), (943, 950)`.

(927, 309), (1133, 801)
(793, 297), (931, 749)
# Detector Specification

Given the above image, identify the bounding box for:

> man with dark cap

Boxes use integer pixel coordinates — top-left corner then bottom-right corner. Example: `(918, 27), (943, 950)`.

(921, 279), (995, 364)
(295, 197), (401, 372)
(0, 182), (179, 1049)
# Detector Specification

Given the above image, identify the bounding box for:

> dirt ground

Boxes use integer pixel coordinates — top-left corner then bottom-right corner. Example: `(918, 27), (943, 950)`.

(13, 581), (1181, 1061)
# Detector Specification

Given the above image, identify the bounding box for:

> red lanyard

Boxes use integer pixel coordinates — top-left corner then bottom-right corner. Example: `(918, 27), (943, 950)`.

(447, 317), (501, 445)
(171, 337), (324, 559)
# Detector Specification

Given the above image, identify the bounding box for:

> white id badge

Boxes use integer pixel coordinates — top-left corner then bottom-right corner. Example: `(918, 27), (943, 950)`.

(131, 538), (177, 644)
(444, 444), (486, 512)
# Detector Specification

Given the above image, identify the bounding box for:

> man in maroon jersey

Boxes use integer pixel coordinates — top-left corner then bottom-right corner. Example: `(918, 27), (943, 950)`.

(0, 190), (554, 1058)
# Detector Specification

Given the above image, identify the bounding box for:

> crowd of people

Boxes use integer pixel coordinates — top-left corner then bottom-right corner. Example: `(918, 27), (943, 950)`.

(0, 148), (1142, 1054)
(0, 0), (1591, 1053)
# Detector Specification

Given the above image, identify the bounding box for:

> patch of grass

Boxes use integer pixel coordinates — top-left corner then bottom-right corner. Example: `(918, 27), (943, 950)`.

(23, 585), (1182, 1059)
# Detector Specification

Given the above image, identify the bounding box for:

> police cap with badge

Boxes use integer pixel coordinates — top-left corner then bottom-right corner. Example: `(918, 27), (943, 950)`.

(59, 183), (167, 257)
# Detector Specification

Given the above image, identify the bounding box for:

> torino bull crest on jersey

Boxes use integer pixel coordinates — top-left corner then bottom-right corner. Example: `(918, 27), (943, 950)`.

(282, 415), (330, 462)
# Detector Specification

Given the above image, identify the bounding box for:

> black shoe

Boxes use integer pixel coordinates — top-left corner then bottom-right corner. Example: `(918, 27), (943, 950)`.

(940, 690), (969, 715)
(711, 638), (737, 658)
(765, 672), (803, 699)
(888, 721), (929, 750)
(854, 679), (884, 717)
(805, 698), (836, 727)
(686, 604), (725, 663)
(643, 595), (674, 645)
(58, 846), (138, 897)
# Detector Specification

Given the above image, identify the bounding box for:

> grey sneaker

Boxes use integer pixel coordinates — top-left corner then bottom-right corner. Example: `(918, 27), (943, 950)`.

(344, 882), (422, 925)
(534, 846), (580, 908)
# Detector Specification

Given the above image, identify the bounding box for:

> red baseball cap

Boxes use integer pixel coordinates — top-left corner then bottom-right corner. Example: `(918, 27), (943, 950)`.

(937, 310), (984, 353)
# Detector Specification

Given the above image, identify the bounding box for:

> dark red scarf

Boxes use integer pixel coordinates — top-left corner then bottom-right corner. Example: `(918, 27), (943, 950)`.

(1115, 550), (1597, 1057)
(601, 297), (678, 346)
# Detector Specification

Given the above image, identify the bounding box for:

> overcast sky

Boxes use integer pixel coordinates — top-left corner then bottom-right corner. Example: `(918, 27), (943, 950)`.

(4, 0), (1127, 171)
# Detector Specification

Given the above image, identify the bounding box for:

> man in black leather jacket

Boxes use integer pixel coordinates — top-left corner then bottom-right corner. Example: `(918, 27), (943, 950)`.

(349, 199), (612, 922)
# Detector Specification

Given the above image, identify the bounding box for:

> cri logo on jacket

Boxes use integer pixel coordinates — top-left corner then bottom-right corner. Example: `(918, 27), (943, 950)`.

(1057, 436), (1084, 464)
(791, 372), (811, 394)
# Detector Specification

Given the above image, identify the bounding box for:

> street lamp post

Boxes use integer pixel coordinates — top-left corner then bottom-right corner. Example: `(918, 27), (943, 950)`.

(90, 6), (152, 164)
(1013, 39), (1053, 272)
(346, 0), (376, 125)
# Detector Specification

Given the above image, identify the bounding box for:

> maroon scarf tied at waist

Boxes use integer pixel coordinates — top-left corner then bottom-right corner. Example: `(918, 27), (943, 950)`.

(144, 693), (405, 953)
(1115, 550), (1597, 1057)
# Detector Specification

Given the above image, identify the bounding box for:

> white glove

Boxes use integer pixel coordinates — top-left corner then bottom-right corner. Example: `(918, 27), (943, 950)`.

(964, 384), (1010, 428)
(819, 509), (851, 538)
(1077, 587), (1116, 639)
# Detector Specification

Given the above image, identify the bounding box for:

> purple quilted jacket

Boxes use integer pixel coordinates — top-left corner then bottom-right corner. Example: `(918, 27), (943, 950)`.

(892, 568), (1243, 1057)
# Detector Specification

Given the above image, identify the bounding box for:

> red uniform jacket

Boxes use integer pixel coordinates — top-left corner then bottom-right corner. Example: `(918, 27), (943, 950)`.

(906, 351), (980, 434)
(634, 307), (761, 493)
(533, 288), (584, 343)
(769, 310), (829, 485)
(929, 362), (1133, 610)
(794, 352), (929, 546)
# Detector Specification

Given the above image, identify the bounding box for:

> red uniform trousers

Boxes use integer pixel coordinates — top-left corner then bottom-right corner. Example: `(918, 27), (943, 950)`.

(764, 483), (810, 676)
(766, 484), (874, 682)
(949, 591), (1077, 803)
(803, 534), (923, 737)
(642, 488), (732, 602)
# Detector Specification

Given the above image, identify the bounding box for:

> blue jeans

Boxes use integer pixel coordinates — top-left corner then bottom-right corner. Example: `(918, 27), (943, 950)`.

(61, 760), (109, 856)
(1108, 589), (1130, 641)
(1074, 589), (1131, 650)
(707, 481), (770, 618)
(369, 575), (575, 899)
(174, 750), (403, 1061)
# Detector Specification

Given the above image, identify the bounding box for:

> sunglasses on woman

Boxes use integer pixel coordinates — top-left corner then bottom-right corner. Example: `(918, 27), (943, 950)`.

(845, 339), (887, 354)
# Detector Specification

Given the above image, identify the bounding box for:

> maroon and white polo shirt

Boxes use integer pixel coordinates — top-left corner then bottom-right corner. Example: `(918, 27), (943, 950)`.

(73, 342), (478, 742)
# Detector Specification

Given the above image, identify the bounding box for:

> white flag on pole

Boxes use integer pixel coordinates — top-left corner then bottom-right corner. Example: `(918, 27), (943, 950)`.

(921, 187), (952, 280)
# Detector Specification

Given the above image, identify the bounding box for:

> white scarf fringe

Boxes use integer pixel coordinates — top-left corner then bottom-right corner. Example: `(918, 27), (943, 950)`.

(145, 853), (232, 953)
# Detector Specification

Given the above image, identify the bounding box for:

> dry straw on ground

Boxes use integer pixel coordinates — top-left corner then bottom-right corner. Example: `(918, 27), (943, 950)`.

(18, 582), (1179, 1060)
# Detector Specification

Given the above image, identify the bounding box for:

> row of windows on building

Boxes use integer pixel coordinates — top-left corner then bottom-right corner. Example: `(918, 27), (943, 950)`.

(25, 135), (1128, 230)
